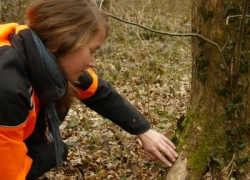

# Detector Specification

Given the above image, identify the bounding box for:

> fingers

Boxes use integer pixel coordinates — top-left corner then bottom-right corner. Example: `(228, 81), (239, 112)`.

(161, 143), (178, 162)
(144, 138), (178, 166)
(162, 139), (178, 158)
(138, 129), (178, 167)
(162, 135), (176, 149)
(145, 151), (157, 160)
(147, 150), (173, 167)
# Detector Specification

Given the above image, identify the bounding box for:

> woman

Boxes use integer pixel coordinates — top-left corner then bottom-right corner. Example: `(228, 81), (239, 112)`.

(0, 0), (178, 179)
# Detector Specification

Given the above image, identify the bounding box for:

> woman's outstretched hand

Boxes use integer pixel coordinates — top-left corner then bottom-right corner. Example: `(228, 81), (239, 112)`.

(137, 129), (178, 167)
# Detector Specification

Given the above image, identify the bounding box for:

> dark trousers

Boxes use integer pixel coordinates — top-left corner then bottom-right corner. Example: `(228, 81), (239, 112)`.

(25, 107), (69, 180)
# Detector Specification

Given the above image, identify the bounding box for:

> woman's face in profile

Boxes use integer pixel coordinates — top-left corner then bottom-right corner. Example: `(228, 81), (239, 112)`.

(58, 30), (106, 82)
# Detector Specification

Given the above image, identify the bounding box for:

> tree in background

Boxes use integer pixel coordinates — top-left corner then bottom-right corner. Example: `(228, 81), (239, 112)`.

(167, 0), (250, 179)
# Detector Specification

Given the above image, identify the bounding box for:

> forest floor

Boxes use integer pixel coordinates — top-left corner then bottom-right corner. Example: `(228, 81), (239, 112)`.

(39, 1), (192, 179)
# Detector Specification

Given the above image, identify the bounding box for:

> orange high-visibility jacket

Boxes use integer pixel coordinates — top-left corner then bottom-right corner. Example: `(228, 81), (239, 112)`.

(0, 23), (150, 180)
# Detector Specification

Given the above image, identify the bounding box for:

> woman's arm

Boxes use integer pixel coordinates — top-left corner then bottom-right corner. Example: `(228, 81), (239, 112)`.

(74, 69), (150, 135)
(74, 69), (178, 165)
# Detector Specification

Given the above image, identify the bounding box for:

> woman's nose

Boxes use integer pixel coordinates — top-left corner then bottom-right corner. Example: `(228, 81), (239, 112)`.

(88, 57), (96, 68)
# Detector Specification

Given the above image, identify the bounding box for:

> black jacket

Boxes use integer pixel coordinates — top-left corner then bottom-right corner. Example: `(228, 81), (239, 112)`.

(0, 23), (150, 179)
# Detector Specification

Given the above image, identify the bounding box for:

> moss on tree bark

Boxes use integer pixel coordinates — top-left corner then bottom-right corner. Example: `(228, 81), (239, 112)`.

(166, 0), (250, 179)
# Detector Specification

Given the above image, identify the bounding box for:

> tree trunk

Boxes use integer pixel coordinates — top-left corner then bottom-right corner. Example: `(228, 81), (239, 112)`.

(166, 0), (250, 179)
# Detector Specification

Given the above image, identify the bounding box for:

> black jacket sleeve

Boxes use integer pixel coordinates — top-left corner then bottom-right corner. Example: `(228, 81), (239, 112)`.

(74, 70), (150, 135)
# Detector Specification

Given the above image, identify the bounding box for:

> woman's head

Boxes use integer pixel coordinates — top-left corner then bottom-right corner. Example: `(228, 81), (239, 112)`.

(26, 0), (109, 57)
(26, 0), (109, 108)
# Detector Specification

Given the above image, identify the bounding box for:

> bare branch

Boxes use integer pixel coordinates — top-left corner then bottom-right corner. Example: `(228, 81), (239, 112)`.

(226, 15), (250, 25)
(221, 153), (236, 179)
(103, 11), (230, 76)
(235, 0), (249, 76)
(99, 0), (105, 9)
(221, 36), (231, 52)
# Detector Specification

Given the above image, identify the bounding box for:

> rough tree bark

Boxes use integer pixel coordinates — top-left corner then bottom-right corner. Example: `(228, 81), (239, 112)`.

(166, 0), (250, 179)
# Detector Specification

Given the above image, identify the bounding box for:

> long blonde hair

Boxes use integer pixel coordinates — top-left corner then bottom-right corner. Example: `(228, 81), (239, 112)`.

(26, 0), (109, 110)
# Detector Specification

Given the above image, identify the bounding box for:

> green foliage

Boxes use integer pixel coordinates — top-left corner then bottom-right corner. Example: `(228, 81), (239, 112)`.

(226, 139), (246, 153)
(224, 94), (244, 118)
(197, 72), (206, 85)
(216, 87), (232, 98)
(195, 51), (209, 85)
(231, 94), (243, 104)
(209, 152), (223, 169)
(176, 115), (185, 132)
(239, 61), (249, 73)
(225, 102), (237, 114)
(201, 9), (214, 23)
(235, 157), (249, 166)
(217, 19), (249, 173)
(223, 1), (241, 18)
(226, 37), (237, 51)
(225, 121), (250, 173)
(224, 93), (244, 120)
